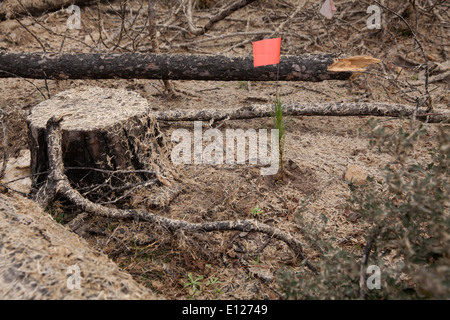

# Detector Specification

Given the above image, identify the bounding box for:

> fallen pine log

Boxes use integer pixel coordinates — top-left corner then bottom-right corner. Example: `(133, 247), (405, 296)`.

(0, 51), (379, 81)
(154, 102), (450, 123)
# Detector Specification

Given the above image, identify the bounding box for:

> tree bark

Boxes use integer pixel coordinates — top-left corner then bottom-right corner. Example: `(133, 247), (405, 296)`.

(0, 51), (356, 81)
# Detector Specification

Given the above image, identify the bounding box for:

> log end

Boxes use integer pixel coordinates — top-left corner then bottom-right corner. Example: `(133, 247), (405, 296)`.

(328, 55), (381, 72)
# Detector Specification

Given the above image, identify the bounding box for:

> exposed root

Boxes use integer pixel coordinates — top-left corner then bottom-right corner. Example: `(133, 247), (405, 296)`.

(37, 116), (318, 274)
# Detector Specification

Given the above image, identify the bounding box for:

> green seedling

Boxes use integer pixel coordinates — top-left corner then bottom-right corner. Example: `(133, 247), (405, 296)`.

(250, 255), (261, 266)
(238, 81), (248, 90)
(207, 277), (221, 286)
(183, 273), (204, 296)
(250, 206), (263, 218)
(273, 98), (286, 180)
(207, 277), (223, 295)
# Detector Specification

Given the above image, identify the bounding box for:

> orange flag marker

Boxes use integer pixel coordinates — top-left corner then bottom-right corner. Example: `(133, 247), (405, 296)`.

(252, 38), (281, 67)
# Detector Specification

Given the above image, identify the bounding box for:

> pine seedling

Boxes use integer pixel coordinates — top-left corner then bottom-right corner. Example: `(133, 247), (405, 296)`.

(273, 98), (286, 180)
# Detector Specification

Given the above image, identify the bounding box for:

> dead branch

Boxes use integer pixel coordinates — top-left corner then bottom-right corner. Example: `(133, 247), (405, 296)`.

(359, 227), (380, 300)
(154, 102), (450, 123)
(184, 0), (257, 36)
(219, 0), (307, 54)
(13, 15), (47, 52)
(104, 2), (143, 48)
(36, 115), (318, 274)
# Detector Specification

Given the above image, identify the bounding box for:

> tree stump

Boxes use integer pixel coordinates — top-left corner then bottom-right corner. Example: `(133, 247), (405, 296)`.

(27, 86), (178, 208)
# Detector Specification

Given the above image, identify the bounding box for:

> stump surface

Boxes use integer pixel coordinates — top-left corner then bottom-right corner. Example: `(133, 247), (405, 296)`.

(28, 86), (149, 131)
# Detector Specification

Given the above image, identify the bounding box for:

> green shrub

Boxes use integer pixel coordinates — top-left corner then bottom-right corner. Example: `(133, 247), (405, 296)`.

(278, 119), (449, 299)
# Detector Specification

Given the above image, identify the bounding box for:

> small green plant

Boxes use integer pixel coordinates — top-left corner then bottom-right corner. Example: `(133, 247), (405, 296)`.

(273, 98), (286, 180)
(238, 81), (248, 90)
(207, 277), (220, 285)
(250, 254), (261, 266)
(53, 211), (67, 224)
(46, 203), (67, 224)
(206, 277), (223, 296)
(183, 273), (204, 297)
(250, 206), (263, 217)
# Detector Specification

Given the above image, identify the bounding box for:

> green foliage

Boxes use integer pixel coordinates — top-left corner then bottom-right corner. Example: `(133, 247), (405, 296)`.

(46, 202), (67, 224)
(183, 273), (223, 299)
(278, 120), (449, 299)
(238, 81), (248, 90)
(183, 273), (204, 297)
(250, 206), (263, 218)
(206, 277), (223, 296)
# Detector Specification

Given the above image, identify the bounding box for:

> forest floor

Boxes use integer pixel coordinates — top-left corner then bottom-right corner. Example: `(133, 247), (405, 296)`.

(0, 0), (448, 299)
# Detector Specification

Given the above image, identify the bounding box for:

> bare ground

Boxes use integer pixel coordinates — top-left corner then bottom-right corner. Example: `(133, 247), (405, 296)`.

(0, 0), (448, 299)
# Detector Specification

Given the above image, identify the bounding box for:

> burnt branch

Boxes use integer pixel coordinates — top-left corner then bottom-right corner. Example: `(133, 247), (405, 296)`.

(0, 52), (357, 81)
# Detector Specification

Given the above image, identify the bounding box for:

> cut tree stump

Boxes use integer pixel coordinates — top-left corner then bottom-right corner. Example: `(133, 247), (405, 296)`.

(27, 86), (179, 208)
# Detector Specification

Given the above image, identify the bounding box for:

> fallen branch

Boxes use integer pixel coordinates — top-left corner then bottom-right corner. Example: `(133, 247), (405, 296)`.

(154, 102), (450, 123)
(0, 52), (377, 81)
(38, 116), (318, 274)
(184, 0), (257, 36)
(359, 227), (380, 300)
